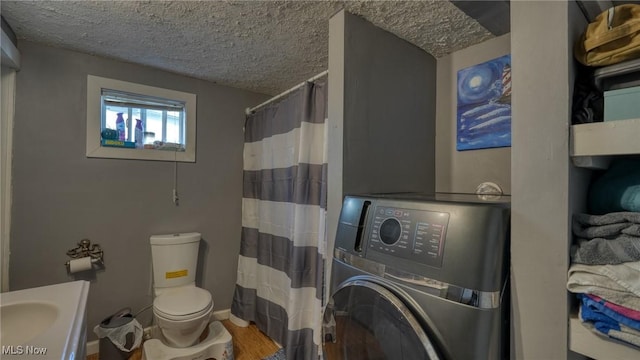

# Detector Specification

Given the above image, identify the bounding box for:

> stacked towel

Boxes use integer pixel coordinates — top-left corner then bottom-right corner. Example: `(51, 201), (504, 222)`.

(569, 175), (640, 347)
(567, 261), (640, 311)
(572, 212), (640, 265)
(573, 213), (640, 238)
(587, 294), (640, 321)
(567, 255), (640, 348)
(579, 294), (640, 347)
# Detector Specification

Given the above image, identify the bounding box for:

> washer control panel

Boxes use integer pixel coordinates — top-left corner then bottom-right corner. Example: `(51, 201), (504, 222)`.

(369, 205), (450, 268)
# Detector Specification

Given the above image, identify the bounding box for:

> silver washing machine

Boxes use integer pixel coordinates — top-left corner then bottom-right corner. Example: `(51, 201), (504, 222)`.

(323, 194), (510, 360)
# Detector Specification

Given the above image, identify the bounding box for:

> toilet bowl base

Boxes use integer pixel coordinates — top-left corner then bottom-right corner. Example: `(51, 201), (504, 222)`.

(142, 321), (233, 360)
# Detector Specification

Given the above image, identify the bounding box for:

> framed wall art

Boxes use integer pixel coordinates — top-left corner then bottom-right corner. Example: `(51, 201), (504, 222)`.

(457, 54), (511, 151)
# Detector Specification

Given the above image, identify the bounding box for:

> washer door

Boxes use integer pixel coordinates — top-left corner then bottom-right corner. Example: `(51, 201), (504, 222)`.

(323, 280), (441, 360)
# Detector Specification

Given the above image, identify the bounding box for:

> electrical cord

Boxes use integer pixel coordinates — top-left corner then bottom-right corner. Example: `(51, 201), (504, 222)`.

(133, 303), (153, 318)
(173, 150), (179, 206)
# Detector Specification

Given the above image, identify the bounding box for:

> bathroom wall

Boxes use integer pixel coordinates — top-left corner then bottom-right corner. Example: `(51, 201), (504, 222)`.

(10, 42), (268, 339)
(338, 12), (436, 197)
(435, 34), (511, 195)
(327, 10), (437, 283)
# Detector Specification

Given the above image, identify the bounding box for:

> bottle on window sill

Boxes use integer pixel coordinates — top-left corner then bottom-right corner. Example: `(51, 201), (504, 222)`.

(135, 119), (144, 149)
(116, 112), (126, 141)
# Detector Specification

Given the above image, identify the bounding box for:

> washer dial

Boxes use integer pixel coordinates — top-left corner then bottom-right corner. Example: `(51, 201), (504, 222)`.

(379, 218), (402, 245)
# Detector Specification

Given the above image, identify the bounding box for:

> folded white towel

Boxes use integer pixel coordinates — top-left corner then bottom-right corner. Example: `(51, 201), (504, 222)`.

(567, 261), (640, 311)
(610, 325), (640, 348)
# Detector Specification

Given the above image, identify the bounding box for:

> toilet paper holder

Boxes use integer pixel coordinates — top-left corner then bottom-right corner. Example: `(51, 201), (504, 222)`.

(65, 239), (104, 268)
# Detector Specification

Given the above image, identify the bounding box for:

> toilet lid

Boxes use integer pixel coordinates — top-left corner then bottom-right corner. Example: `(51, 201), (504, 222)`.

(154, 287), (212, 318)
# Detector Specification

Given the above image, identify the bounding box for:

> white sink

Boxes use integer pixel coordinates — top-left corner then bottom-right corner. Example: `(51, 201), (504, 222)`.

(0, 281), (90, 359)
(1, 301), (59, 345)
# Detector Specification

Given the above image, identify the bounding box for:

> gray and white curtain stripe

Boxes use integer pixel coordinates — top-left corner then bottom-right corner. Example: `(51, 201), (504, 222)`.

(232, 80), (328, 359)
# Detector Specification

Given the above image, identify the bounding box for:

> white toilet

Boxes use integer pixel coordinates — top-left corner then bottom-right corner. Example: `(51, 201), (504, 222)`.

(142, 232), (234, 360)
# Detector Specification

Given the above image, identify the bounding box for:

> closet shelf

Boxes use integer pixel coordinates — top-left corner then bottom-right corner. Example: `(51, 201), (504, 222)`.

(569, 313), (640, 359)
(570, 118), (640, 169)
(568, 119), (640, 358)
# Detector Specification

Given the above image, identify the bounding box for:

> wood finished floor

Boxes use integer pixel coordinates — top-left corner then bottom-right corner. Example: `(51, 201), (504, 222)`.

(87, 320), (280, 360)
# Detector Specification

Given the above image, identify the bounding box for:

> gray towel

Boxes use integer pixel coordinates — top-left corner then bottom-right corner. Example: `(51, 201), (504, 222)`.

(572, 236), (640, 265)
(573, 212), (640, 239)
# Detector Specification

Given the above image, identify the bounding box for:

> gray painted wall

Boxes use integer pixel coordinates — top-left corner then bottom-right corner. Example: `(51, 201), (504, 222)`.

(327, 10), (436, 284)
(436, 34), (511, 195)
(10, 42), (268, 339)
(341, 11), (437, 196)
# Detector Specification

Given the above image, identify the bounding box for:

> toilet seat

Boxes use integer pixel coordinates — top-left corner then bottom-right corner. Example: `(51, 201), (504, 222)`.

(153, 287), (213, 321)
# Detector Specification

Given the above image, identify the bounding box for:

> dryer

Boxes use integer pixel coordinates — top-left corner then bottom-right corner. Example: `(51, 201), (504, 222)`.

(323, 194), (510, 360)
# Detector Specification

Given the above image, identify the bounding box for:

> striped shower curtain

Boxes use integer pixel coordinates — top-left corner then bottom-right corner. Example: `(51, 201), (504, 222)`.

(232, 80), (328, 359)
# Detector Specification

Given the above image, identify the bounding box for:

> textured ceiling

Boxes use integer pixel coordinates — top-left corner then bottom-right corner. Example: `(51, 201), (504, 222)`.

(1, 1), (495, 95)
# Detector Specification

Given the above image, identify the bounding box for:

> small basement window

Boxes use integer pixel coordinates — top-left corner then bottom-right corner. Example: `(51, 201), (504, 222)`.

(86, 75), (196, 162)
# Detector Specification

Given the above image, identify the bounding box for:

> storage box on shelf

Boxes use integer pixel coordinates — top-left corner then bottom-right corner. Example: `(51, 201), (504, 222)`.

(573, 58), (640, 169)
(596, 58), (640, 122)
(604, 87), (640, 122)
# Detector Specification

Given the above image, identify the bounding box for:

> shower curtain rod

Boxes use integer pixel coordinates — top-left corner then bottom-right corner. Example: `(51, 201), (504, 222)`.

(245, 70), (328, 116)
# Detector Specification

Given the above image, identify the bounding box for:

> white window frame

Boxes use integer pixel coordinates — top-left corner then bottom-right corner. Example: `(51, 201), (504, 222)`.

(86, 75), (196, 162)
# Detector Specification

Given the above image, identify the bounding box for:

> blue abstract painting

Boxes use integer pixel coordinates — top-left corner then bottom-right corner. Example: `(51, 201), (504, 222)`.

(457, 54), (511, 151)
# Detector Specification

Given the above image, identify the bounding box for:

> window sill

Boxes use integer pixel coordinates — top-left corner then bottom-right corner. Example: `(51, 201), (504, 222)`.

(86, 75), (196, 162)
(86, 146), (194, 162)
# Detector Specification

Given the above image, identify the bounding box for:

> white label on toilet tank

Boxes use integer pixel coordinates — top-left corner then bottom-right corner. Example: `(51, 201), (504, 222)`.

(166, 269), (188, 279)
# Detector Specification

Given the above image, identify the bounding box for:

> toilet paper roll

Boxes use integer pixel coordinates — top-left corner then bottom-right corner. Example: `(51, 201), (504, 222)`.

(68, 257), (93, 273)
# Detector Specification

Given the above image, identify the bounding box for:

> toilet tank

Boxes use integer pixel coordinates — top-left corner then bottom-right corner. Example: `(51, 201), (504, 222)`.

(150, 232), (201, 289)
